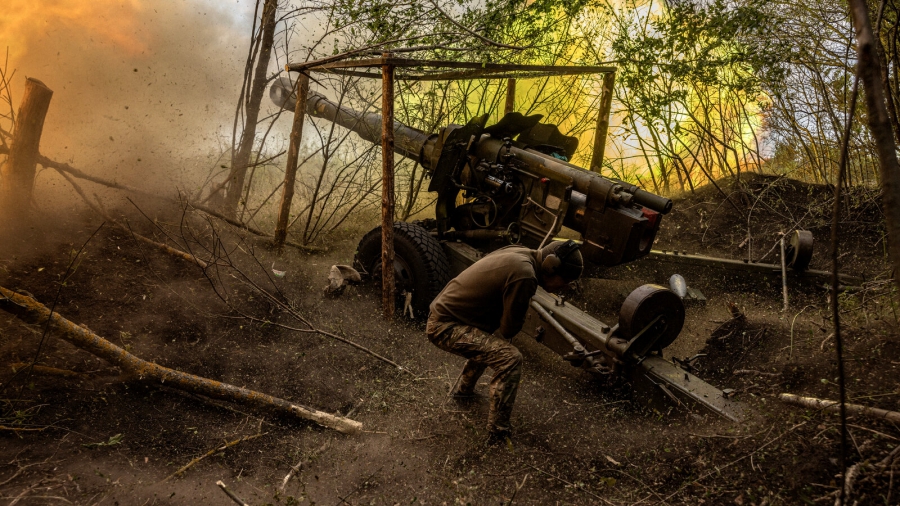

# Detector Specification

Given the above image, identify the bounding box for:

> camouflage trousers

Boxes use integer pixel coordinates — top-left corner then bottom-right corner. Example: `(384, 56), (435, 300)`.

(428, 323), (523, 433)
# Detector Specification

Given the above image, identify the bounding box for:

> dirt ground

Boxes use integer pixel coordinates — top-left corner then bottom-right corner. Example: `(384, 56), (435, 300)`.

(1, 174), (899, 505)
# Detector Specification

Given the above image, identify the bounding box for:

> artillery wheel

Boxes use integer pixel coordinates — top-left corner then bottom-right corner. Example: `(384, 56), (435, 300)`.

(618, 284), (685, 351)
(354, 221), (452, 318)
(786, 230), (814, 272)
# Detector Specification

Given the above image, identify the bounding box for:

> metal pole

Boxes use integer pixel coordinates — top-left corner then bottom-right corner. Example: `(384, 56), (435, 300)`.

(590, 72), (615, 172)
(381, 54), (396, 319)
(504, 78), (516, 115)
(780, 235), (789, 311)
(274, 73), (309, 248)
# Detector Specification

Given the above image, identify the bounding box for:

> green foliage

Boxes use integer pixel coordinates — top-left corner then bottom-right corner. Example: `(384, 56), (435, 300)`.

(600, 0), (794, 189)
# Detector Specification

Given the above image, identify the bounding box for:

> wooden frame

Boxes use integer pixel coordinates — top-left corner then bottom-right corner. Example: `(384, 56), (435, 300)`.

(280, 57), (617, 317)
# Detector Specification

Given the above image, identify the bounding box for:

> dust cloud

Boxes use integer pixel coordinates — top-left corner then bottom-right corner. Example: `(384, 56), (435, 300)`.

(1, 0), (268, 198)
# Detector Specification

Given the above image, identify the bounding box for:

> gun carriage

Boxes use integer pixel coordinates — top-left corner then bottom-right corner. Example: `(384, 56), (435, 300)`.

(271, 62), (745, 421)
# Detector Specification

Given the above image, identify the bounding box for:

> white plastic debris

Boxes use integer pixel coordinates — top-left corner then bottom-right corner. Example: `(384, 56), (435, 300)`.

(271, 262), (287, 278)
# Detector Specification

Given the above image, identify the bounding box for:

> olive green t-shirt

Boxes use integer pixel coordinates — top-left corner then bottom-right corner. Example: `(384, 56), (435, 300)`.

(427, 246), (539, 340)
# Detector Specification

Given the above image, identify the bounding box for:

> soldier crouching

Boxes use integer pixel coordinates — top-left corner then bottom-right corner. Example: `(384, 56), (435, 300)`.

(426, 240), (584, 441)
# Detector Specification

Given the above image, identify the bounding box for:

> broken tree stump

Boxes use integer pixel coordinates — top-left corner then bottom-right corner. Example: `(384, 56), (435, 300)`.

(0, 78), (53, 216)
(0, 286), (362, 434)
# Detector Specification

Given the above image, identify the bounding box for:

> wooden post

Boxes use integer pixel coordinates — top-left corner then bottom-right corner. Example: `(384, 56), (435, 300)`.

(273, 73), (310, 248)
(504, 78), (516, 115)
(589, 72), (615, 172)
(381, 54), (396, 319)
(0, 78), (53, 215)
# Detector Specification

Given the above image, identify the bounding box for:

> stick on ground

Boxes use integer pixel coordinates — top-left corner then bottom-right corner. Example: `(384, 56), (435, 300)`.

(280, 441), (329, 490)
(56, 170), (208, 268)
(0, 286), (362, 434)
(166, 433), (266, 481)
(779, 393), (900, 424)
(10, 362), (86, 379)
(216, 480), (251, 506)
(35, 150), (322, 253)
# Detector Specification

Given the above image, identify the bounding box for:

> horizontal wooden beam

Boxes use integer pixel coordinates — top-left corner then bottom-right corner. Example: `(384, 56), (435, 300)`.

(286, 57), (616, 81)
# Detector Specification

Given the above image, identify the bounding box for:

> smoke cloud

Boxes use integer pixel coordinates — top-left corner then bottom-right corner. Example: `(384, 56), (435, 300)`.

(1, 0), (263, 193)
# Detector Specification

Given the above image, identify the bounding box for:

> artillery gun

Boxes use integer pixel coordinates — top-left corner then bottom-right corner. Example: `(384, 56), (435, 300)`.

(271, 77), (744, 421)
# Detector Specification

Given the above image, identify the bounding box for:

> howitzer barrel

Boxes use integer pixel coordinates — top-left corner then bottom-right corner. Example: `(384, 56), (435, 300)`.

(271, 76), (673, 266)
(270, 77), (434, 164)
(271, 76), (673, 216)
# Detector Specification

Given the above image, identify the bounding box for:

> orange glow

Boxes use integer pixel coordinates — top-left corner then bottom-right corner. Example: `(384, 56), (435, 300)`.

(2, 0), (149, 56)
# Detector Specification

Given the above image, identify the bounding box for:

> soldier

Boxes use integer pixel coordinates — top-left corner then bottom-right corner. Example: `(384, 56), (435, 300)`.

(426, 240), (584, 441)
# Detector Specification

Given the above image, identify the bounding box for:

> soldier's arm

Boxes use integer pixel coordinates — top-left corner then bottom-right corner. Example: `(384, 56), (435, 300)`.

(498, 278), (538, 339)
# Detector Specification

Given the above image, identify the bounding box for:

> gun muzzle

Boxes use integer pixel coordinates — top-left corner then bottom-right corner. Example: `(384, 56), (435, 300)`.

(612, 180), (672, 214)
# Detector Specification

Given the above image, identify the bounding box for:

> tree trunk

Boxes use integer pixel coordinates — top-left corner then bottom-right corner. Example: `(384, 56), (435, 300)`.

(504, 78), (516, 115)
(590, 72), (615, 173)
(0, 78), (53, 218)
(849, 0), (900, 286)
(222, 0), (278, 217)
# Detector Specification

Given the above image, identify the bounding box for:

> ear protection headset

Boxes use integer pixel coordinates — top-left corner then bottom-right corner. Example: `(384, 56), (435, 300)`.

(540, 240), (581, 277)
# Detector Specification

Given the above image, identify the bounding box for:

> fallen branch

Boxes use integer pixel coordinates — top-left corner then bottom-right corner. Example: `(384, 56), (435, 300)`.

(36, 151), (323, 254)
(10, 362), (85, 379)
(57, 170), (208, 268)
(661, 422), (805, 503)
(280, 440), (329, 490)
(39, 154), (157, 201)
(819, 444), (900, 505)
(820, 332), (835, 351)
(0, 425), (45, 433)
(166, 433), (266, 481)
(733, 369), (781, 377)
(779, 393), (900, 424)
(216, 480), (251, 506)
(505, 473), (529, 506)
(187, 225), (412, 375)
(184, 200), (324, 253)
(0, 286), (362, 434)
(879, 443), (900, 468)
(839, 461), (863, 506)
(277, 322), (410, 373)
(527, 465), (616, 506)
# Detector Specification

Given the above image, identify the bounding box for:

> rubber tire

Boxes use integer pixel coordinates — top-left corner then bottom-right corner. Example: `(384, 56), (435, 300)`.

(619, 284), (685, 352)
(354, 221), (452, 318)
(787, 230), (814, 272)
